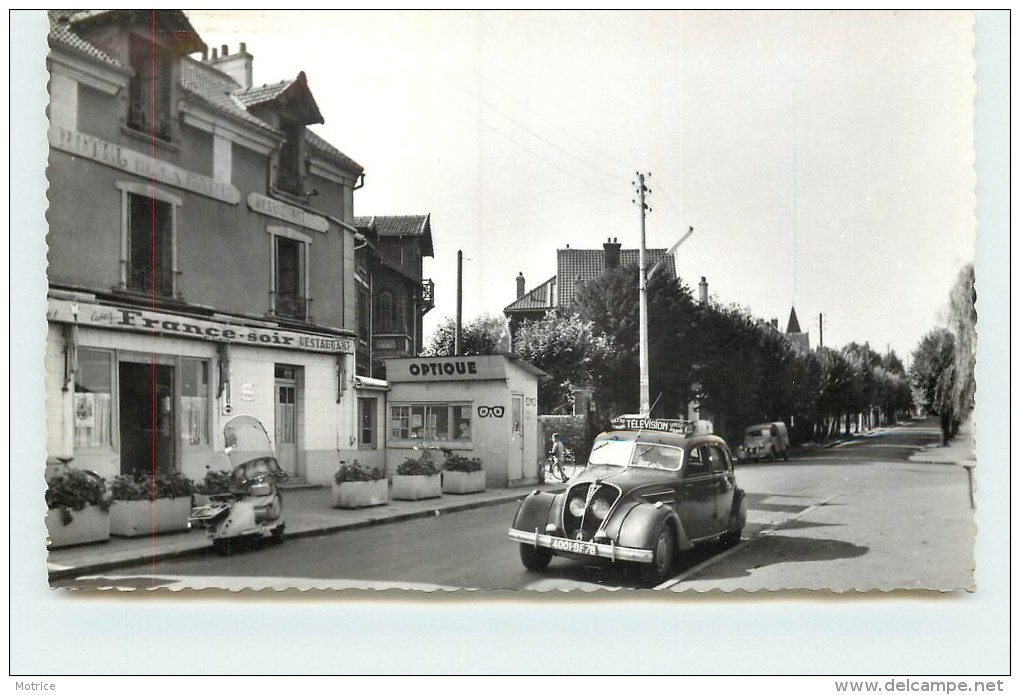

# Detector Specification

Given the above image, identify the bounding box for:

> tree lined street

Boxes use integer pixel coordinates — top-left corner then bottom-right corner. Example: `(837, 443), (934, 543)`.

(55, 419), (973, 592)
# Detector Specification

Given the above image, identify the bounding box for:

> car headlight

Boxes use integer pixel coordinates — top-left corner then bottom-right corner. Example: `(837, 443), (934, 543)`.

(568, 497), (587, 517)
(590, 498), (611, 520)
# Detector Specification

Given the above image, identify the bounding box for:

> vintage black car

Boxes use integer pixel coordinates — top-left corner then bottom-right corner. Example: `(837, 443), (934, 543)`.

(508, 418), (747, 585)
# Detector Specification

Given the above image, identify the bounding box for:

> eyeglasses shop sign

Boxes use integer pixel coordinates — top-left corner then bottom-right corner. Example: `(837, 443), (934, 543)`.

(395, 358), (506, 382)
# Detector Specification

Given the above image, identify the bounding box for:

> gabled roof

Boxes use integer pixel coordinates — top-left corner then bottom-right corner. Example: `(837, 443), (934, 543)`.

(55, 9), (206, 57)
(557, 247), (676, 306)
(179, 57), (280, 134)
(234, 71), (324, 125)
(353, 215), (434, 257)
(504, 276), (556, 313)
(48, 11), (126, 69)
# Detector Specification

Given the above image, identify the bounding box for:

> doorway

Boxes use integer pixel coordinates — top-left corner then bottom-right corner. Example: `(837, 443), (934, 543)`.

(274, 364), (301, 476)
(119, 361), (175, 475)
(509, 393), (524, 480)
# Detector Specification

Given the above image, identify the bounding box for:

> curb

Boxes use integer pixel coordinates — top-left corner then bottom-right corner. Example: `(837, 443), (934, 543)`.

(48, 489), (548, 582)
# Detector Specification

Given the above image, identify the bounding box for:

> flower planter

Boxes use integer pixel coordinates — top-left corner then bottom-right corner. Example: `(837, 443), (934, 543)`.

(392, 473), (442, 501)
(332, 478), (389, 509)
(442, 470), (486, 495)
(45, 505), (110, 549)
(110, 497), (193, 537)
(192, 492), (212, 509)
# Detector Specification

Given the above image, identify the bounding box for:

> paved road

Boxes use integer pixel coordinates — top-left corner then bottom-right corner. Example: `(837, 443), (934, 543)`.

(57, 421), (973, 592)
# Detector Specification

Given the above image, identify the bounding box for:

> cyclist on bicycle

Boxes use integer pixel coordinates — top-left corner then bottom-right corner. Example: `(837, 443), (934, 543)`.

(549, 432), (568, 482)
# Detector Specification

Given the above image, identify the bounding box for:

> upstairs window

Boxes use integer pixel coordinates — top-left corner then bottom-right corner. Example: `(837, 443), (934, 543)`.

(276, 120), (304, 196)
(127, 34), (173, 141)
(269, 227), (311, 321)
(118, 182), (180, 298)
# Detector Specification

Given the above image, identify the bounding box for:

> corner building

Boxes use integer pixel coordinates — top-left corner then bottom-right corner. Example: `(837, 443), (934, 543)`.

(45, 10), (368, 487)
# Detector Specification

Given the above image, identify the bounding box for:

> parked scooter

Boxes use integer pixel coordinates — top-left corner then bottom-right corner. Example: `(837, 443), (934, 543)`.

(188, 415), (288, 555)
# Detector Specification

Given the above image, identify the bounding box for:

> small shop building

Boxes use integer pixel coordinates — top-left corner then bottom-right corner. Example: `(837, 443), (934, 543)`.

(384, 355), (545, 488)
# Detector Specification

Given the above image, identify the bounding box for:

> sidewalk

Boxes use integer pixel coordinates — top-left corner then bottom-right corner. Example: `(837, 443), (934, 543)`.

(907, 412), (977, 466)
(47, 474), (578, 581)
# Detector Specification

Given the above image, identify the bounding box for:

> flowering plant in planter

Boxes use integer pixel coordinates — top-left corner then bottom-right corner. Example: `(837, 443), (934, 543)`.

(111, 471), (196, 500)
(396, 456), (442, 477)
(46, 469), (112, 525)
(442, 454), (483, 473)
(333, 460), (384, 484)
(195, 469), (232, 495)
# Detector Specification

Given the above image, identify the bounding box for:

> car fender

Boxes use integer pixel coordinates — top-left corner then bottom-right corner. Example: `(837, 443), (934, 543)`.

(729, 487), (747, 533)
(511, 490), (559, 534)
(615, 502), (692, 552)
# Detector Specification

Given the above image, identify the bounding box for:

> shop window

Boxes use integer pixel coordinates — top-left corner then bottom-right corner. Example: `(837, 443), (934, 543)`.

(127, 33), (173, 141)
(271, 230), (311, 320)
(180, 358), (209, 446)
(358, 397), (377, 448)
(74, 349), (113, 449)
(389, 403), (472, 443)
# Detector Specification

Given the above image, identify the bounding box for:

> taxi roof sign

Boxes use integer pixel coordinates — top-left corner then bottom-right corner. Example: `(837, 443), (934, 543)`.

(609, 416), (692, 435)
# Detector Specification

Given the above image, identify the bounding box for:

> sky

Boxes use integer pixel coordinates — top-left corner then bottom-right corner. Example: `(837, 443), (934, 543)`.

(186, 10), (976, 362)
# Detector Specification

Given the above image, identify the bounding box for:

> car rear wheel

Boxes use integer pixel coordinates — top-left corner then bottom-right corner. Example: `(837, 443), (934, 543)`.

(721, 527), (741, 548)
(519, 543), (553, 571)
(640, 524), (676, 586)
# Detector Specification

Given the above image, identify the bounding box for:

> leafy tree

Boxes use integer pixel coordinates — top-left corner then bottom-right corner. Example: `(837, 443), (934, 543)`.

(910, 328), (956, 443)
(423, 313), (510, 357)
(946, 264), (977, 416)
(512, 311), (619, 413)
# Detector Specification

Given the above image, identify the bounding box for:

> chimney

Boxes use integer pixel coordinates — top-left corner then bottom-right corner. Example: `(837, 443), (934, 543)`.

(516, 272), (526, 299)
(603, 237), (621, 271)
(698, 276), (708, 304)
(210, 42), (254, 89)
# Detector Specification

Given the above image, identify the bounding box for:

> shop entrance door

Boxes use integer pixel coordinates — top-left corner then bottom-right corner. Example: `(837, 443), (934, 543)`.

(274, 365), (300, 476)
(509, 393), (524, 481)
(119, 361), (175, 476)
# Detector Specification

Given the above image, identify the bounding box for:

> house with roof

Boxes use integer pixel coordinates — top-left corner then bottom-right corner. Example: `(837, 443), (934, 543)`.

(504, 238), (677, 337)
(44, 10), (378, 487)
(352, 215), (436, 380)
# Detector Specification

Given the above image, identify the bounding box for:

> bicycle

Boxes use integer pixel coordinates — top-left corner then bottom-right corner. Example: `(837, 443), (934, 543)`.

(544, 448), (575, 483)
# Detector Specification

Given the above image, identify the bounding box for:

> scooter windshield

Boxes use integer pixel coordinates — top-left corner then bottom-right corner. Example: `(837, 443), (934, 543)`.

(223, 415), (275, 469)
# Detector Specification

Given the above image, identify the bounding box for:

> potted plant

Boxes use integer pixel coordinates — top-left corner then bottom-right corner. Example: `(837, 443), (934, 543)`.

(109, 471), (196, 537)
(442, 454), (486, 494)
(392, 455), (442, 501)
(193, 469), (232, 507)
(45, 468), (113, 548)
(332, 460), (388, 509)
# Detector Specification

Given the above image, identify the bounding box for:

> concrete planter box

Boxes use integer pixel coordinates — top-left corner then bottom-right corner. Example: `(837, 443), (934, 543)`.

(45, 505), (110, 549)
(392, 474), (442, 501)
(442, 470), (486, 495)
(110, 497), (193, 537)
(332, 478), (389, 509)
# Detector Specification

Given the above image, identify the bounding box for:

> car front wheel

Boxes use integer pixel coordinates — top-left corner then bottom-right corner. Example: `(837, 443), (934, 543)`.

(640, 524), (676, 586)
(519, 543), (553, 571)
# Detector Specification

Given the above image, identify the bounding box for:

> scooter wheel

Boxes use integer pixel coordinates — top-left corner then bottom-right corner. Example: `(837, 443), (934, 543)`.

(212, 539), (231, 556)
(271, 524), (285, 545)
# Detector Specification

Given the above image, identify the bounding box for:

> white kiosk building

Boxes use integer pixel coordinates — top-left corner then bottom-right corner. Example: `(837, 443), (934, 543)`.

(384, 355), (545, 488)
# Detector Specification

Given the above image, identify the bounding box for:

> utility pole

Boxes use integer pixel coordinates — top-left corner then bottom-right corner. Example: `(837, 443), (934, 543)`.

(634, 172), (652, 416)
(455, 250), (463, 355)
(818, 312), (824, 349)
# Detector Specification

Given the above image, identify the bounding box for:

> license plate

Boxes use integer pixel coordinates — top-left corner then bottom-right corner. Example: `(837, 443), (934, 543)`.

(551, 537), (597, 556)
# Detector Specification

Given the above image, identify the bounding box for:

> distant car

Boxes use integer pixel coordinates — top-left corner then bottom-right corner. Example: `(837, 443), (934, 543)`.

(736, 421), (790, 462)
(508, 417), (746, 585)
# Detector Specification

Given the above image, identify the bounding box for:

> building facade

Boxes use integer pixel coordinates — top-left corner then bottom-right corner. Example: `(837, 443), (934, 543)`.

(352, 215), (435, 380)
(504, 238), (677, 338)
(45, 10), (370, 487)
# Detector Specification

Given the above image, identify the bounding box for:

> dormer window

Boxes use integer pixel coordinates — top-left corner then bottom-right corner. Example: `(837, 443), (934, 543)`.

(127, 33), (173, 141)
(276, 119), (304, 196)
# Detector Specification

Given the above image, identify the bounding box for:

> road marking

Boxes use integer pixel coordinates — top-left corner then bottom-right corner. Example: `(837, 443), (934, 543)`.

(653, 493), (844, 590)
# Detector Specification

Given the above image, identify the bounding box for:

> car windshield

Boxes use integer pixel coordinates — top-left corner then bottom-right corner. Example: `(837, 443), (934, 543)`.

(588, 439), (685, 471)
(746, 428), (770, 437)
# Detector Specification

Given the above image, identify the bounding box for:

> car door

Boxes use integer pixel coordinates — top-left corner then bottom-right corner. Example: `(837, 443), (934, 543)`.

(707, 443), (736, 535)
(680, 444), (716, 540)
